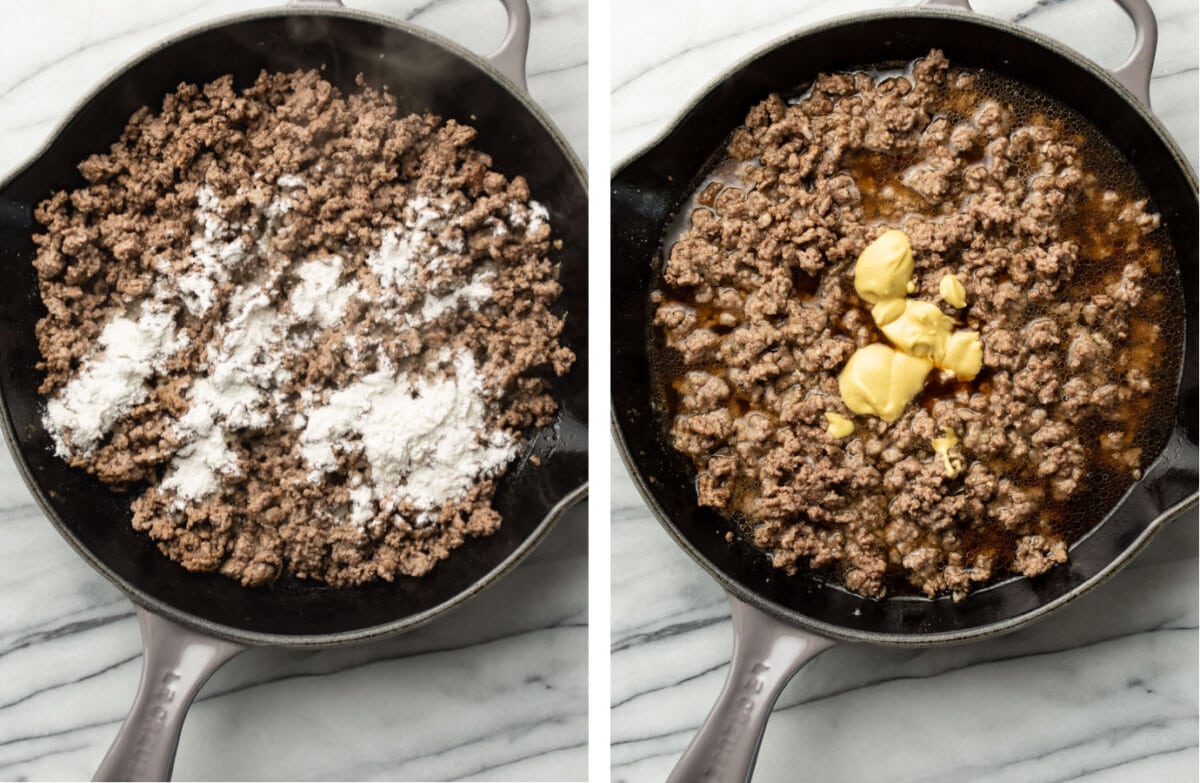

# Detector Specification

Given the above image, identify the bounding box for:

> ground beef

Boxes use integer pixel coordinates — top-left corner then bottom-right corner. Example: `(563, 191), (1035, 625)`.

(33, 70), (572, 587)
(654, 50), (1179, 600)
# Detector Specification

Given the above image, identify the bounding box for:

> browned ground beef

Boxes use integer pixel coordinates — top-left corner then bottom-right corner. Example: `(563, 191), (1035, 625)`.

(654, 50), (1178, 599)
(34, 70), (572, 587)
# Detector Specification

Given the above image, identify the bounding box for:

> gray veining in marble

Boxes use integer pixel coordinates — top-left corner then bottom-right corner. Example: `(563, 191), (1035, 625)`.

(0, 1), (587, 781)
(610, 0), (1198, 780)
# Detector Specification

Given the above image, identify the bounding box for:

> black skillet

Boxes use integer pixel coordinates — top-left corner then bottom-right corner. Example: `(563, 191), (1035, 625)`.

(610, 0), (1197, 779)
(0, 1), (587, 779)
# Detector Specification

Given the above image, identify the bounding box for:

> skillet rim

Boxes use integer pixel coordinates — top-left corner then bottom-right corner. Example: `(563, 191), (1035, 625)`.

(0, 5), (589, 648)
(610, 5), (1199, 646)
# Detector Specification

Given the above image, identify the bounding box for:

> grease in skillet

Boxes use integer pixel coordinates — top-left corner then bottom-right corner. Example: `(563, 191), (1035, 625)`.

(650, 50), (1182, 600)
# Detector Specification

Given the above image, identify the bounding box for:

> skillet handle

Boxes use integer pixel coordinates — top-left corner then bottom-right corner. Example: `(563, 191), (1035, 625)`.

(667, 594), (836, 783)
(1108, 0), (1157, 107)
(93, 608), (245, 782)
(917, 0), (1158, 107)
(487, 0), (532, 93)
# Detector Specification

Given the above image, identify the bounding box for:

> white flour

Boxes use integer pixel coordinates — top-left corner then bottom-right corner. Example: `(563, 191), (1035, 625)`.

(160, 279), (287, 499)
(348, 481), (374, 528)
(368, 197), (440, 293)
(44, 302), (186, 457)
(177, 185), (251, 316)
(46, 180), (524, 530)
(290, 256), (359, 329)
(527, 200), (549, 237)
(368, 198), (495, 324)
(299, 350), (516, 524)
(420, 273), (495, 322)
(509, 199), (549, 239)
(162, 254), (359, 501)
(43, 186), (256, 455)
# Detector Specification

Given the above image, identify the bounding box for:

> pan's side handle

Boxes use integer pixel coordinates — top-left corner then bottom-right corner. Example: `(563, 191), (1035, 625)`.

(918, 0), (972, 9)
(487, 0), (532, 93)
(917, 0), (1158, 107)
(1108, 0), (1157, 107)
(286, 0), (532, 93)
(667, 595), (836, 783)
(93, 608), (245, 782)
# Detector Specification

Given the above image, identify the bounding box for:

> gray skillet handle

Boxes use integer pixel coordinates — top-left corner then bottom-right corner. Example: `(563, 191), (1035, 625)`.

(917, 0), (1158, 107)
(93, 608), (245, 782)
(487, 0), (532, 92)
(667, 595), (836, 783)
(287, 0), (532, 93)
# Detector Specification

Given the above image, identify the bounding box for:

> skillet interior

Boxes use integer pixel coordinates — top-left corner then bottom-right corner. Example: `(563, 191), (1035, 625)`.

(0, 11), (588, 643)
(611, 10), (1197, 642)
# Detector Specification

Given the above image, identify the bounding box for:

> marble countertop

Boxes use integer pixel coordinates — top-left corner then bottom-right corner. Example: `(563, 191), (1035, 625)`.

(0, 1), (587, 781)
(610, 0), (1198, 781)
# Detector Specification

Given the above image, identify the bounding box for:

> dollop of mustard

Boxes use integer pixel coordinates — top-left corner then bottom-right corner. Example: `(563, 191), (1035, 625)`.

(838, 344), (933, 422)
(939, 274), (967, 308)
(825, 411), (854, 438)
(870, 298), (907, 326)
(853, 229), (914, 304)
(879, 300), (956, 359)
(932, 428), (964, 477)
(880, 300), (983, 380)
(941, 330), (984, 380)
(839, 231), (985, 423)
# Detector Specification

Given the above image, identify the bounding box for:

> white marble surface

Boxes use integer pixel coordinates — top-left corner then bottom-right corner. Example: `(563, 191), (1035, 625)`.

(610, 0), (1198, 781)
(0, 1), (587, 781)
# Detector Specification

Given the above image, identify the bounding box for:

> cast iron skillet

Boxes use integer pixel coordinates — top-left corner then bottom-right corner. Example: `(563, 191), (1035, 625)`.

(0, 1), (586, 779)
(611, 0), (1196, 779)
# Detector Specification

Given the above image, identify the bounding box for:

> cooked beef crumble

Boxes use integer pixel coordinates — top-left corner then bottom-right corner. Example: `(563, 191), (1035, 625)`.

(653, 50), (1180, 599)
(34, 70), (573, 587)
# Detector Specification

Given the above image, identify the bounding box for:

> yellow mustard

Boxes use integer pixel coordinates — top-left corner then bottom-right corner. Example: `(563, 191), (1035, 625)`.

(870, 298), (907, 327)
(853, 230), (914, 304)
(879, 300), (984, 381)
(838, 344), (933, 422)
(825, 411), (854, 438)
(941, 330), (984, 380)
(939, 274), (967, 308)
(879, 300), (955, 359)
(838, 229), (986, 421)
(931, 428), (964, 477)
